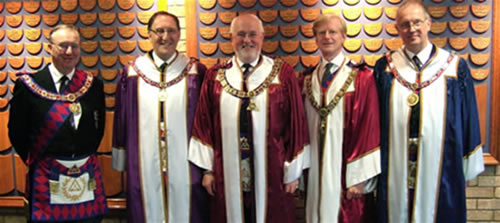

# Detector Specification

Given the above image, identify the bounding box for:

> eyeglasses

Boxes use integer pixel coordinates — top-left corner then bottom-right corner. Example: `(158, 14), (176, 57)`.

(52, 42), (80, 51)
(150, 28), (179, 36)
(397, 19), (427, 31)
(234, 31), (260, 39)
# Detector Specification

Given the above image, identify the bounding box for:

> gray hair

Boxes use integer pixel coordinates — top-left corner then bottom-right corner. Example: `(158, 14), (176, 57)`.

(229, 14), (264, 34)
(396, 0), (431, 22)
(48, 24), (80, 43)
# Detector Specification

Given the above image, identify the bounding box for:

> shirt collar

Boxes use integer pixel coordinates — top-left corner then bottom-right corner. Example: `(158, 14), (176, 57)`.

(236, 56), (260, 68)
(321, 52), (344, 70)
(49, 63), (75, 84)
(405, 41), (433, 65)
(152, 51), (177, 67)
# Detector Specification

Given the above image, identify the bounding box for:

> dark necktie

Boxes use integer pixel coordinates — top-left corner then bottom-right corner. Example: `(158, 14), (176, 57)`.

(59, 76), (69, 93)
(410, 56), (421, 137)
(242, 63), (251, 79)
(59, 76), (76, 129)
(240, 63), (253, 193)
(321, 63), (334, 89)
(413, 56), (422, 70)
(240, 63), (252, 126)
(159, 62), (168, 73)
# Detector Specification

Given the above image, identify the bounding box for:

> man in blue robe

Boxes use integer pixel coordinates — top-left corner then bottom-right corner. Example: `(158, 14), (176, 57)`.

(374, 1), (484, 222)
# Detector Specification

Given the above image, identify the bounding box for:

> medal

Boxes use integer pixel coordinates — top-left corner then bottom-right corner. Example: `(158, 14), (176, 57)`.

(67, 164), (81, 175)
(247, 99), (258, 111)
(407, 92), (419, 106)
(159, 90), (167, 102)
(69, 103), (80, 114)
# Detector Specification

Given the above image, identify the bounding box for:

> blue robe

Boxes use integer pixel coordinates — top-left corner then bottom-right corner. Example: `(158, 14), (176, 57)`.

(374, 47), (484, 223)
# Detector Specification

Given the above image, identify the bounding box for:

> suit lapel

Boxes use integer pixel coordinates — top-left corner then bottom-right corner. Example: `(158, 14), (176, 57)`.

(33, 66), (57, 93)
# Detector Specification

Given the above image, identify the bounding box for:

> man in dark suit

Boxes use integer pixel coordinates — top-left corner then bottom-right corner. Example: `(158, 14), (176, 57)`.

(8, 24), (107, 222)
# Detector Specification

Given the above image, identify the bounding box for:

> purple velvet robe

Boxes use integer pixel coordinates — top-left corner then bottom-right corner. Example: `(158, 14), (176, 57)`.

(113, 58), (208, 223)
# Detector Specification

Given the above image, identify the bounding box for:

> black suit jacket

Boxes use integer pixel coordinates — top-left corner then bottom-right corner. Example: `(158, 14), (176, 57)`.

(8, 66), (105, 162)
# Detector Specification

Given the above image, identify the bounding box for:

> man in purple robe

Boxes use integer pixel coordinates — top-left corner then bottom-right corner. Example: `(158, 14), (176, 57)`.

(112, 11), (208, 223)
(188, 14), (310, 223)
(374, 1), (484, 222)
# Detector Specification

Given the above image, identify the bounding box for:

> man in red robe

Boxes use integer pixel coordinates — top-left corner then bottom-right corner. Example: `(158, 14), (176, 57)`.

(188, 14), (310, 223)
(300, 14), (381, 223)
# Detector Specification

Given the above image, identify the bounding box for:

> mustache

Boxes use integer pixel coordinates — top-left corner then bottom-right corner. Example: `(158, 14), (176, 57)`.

(240, 43), (256, 49)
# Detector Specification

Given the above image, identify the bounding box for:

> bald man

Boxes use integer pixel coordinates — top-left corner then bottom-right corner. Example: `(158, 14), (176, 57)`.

(189, 14), (310, 223)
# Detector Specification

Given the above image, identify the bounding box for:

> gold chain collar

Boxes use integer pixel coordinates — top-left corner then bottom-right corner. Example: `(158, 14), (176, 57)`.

(216, 57), (283, 99)
(305, 66), (358, 119)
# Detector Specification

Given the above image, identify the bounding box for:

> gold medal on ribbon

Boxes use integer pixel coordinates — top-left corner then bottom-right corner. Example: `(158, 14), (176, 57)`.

(407, 92), (419, 106)
(69, 103), (80, 114)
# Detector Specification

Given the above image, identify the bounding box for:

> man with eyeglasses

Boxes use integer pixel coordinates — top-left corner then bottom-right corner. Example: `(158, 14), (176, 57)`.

(188, 14), (309, 222)
(9, 24), (107, 222)
(300, 13), (380, 223)
(111, 11), (208, 223)
(374, 1), (484, 222)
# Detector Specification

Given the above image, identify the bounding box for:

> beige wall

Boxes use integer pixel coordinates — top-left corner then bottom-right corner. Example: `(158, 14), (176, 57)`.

(467, 165), (500, 222)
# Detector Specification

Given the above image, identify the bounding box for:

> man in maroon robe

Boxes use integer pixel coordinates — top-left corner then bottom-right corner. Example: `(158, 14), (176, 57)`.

(188, 14), (310, 223)
(300, 14), (380, 223)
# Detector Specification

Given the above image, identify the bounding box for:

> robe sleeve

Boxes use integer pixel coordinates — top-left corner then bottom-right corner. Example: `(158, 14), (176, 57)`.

(188, 68), (217, 171)
(8, 77), (32, 163)
(112, 67), (129, 171)
(457, 58), (484, 180)
(344, 66), (382, 188)
(281, 63), (310, 184)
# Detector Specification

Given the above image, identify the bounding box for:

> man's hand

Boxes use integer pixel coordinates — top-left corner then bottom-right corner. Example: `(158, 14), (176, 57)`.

(202, 172), (216, 196)
(285, 180), (299, 194)
(346, 182), (363, 200)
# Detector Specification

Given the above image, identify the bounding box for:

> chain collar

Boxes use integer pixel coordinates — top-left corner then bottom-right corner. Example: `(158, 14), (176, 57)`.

(385, 49), (455, 92)
(19, 71), (93, 103)
(305, 67), (358, 118)
(131, 58), (196, 89)
(216, 57), (283, 99)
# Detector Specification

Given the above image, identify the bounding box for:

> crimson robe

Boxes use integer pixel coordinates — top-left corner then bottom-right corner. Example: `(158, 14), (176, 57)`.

(300, 55), (380, 223)
(189, 55), (310, 223)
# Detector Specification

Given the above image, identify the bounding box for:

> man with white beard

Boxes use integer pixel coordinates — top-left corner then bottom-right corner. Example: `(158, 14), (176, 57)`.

(188, 14), (310, 223)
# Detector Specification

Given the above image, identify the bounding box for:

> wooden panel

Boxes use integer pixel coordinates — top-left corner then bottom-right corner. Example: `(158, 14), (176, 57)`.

(97, 155), (122, 196)
(488, 1), (500, 164)
(475, 84), (487, 145)
(0, 196), (26, 207)
(0, 154), (14, 194)
(0, 197), (126, 209)
(98, 111), (114, 153)
(0, 111), (12, 151)
(0, 85), (7, 96)
(107, 198), (126, 210)
(103, 83), (117, 94)
(185, 0), (197, 57)
(105, 97), (115, 108)
(14, 154), (27, 194)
